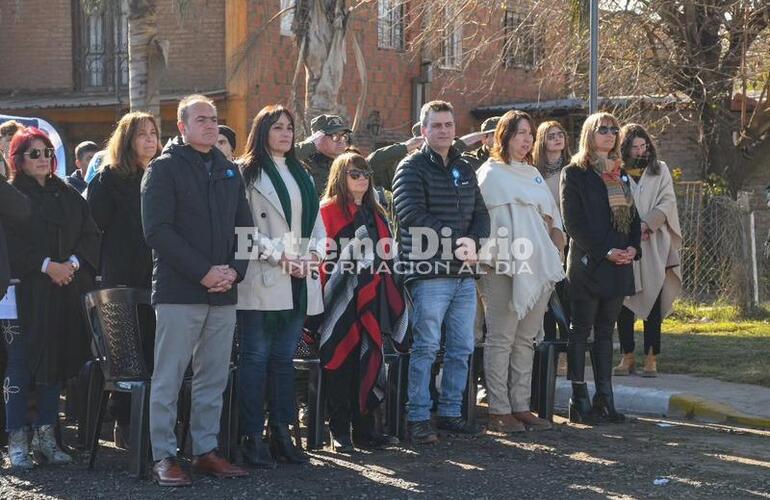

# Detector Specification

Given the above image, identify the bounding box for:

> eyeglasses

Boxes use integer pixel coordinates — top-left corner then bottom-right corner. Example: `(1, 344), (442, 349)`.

(597, 126), (620, 136)
(23, 148), (55, 160)
(346, 169), (372, 180)
(328, 132), (351, 143)
(547, 131), (566, 140)
(451, 165), (473, 187)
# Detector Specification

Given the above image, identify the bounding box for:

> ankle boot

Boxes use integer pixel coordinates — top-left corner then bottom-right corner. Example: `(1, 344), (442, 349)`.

(241, 434), (276, 468)
(8, 428), (34, 470)
(613, 352), (636, 376)
(269, 425), (309, 465)
(592, 380), (626, 423)
(642, 349), (657, 378)
(568, 383), (596, 424)
(31, 424), (72, 464)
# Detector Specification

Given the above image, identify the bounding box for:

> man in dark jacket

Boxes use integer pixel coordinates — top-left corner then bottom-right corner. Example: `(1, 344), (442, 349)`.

(392, 100), (490, 444)
(141, 95), (252, 486)
(462, 116), (500, 171)
(0, 176), (30, 299)
(65, 141), (98, 194)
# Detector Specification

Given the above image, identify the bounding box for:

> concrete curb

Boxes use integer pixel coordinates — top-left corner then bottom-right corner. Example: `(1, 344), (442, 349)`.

(554, 379), (770, 430)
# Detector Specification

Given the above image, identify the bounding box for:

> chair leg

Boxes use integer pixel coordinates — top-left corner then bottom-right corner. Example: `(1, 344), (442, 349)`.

(531, 345), (543, 414)
(462, 351), (476, 424)
(219, 369), (236, 461)
(387, 353), (409, 441)
(88, 391), (108, 470)
(306, 363), (325, 450)
(541, 344), (558, 421)
(79, 361), (101, 450)
(130, 383), (151, 479)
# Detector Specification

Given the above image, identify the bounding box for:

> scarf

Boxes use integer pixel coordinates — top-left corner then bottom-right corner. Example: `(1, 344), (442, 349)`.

(318, 201), (407, 413)
(543, 156), (564, 179)
(591, 154), (635, 234)
(261, 155), (320, 332)
(624, 156), (649, 180)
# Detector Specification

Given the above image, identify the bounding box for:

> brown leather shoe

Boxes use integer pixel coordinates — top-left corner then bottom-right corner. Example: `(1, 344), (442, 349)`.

(487, 413), (525, 433)
(152, 458), (192, 487)
(512, 411), (553, 431)
(192, 450), (248, 479)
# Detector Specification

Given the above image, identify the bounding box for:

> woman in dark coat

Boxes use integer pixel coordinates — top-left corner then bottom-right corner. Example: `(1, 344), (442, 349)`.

(86, 111), (159, 447)
(87, 111), (159, 289)
(560, 112), (641, 425)
(4, 127), (100, 469)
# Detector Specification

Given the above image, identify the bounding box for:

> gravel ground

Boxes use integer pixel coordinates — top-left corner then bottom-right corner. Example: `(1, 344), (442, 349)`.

(2, 413), (770, 499)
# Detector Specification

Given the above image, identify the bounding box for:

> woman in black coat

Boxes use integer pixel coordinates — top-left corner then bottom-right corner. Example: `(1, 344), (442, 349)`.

(86, 111), (160, 447)
(560, 112), (641, 424)
(4, 127), (100, 469)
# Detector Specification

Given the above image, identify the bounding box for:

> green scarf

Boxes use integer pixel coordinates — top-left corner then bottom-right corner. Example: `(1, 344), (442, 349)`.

(261, 155), (320, 332)
(591, 154), (635, 234)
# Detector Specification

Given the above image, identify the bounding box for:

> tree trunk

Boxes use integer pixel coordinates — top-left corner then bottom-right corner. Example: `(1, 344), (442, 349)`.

(295, 0), (349, 129)
(127, 0), (166, 129)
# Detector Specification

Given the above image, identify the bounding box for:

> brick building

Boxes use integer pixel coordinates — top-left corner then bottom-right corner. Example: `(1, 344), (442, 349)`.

(0, 0), (564, 168)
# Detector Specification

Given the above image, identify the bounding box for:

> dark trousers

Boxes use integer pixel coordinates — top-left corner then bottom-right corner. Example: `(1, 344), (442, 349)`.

(617, 293), (662, 355)
(324, 351), (375, 441)
(568, 297), (625, 383)
(543, 280), (570, 341)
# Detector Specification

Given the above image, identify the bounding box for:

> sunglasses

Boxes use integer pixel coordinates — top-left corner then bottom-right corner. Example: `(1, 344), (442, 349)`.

(451, 166), (473, 187)
(346, 169), (372, 180)
(24, 148), (55, 160)
(547, 131), (566, 140)
(597, 126), (620, 136)
(328, 132), (351, 143)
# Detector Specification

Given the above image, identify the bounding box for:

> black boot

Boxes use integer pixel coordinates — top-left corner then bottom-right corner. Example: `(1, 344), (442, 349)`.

(269, 425), (309, 465)
(569, 382), (596, 424)
(241, 434), (276, 468)
(330, 430), (353, 453)
(591, 337), (625, 423)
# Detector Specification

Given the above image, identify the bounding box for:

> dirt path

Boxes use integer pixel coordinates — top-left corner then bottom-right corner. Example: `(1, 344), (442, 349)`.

(2, 414), (769, 499)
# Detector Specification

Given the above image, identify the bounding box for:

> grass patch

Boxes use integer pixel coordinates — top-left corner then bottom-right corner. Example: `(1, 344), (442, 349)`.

(624, 300), (770, 387)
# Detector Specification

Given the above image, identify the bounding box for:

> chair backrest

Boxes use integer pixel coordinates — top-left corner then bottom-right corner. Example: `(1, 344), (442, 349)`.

(82, 287), (152, 382)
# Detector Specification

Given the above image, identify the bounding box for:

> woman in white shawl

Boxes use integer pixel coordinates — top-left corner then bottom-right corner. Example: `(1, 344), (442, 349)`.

(614, 124), (682, 377)
(477, 110), (566, 433)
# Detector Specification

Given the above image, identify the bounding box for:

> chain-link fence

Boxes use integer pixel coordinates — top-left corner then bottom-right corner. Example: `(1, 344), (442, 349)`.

(676, 182), (753, 306)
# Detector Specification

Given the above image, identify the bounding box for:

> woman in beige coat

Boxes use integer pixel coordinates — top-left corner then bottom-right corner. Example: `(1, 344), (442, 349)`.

(236, 105), (325, 466)
(614, 124), (682, 377)
(477, 110), (566, 433)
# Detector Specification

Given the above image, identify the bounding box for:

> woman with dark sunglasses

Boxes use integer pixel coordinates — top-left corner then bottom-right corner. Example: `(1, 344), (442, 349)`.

(4, 127), (100, 469)
(317, 150), (407, 452)
(560, 112), (641, 424)
(476, 110), (565, 434)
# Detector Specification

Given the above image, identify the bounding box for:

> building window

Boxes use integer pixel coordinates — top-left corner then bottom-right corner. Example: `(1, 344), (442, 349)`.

(502, 6), (543, 70)
(280, 0), (295, 37)
(440, 6), (462, 69)
(378, 0), (404, 50)
(74, 0), (129, 90)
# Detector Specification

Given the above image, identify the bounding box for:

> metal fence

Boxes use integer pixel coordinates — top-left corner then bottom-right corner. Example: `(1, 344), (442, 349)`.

(675, 182), (755, 306)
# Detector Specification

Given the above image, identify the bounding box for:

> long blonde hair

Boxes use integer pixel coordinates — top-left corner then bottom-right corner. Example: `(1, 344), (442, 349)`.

(106, 112), (161, 177)
(533, 120), (571, 173)
(570, 112), (621, 169)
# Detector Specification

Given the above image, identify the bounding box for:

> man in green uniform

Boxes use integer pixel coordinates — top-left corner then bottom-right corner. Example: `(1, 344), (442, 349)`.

(462, 116), (500, 171)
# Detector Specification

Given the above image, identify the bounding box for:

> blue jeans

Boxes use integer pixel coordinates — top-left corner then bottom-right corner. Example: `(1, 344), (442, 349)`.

(236, 310), (304, 436)
(2, 320), (60, 431)
(406, 278), (476, 422)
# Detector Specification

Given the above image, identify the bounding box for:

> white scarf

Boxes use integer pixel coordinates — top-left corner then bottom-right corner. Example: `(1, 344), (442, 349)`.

(477, 159), (566, 318)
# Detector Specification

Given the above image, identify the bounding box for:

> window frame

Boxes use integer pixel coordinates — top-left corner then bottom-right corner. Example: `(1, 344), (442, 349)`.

(377, 0), (405, 51)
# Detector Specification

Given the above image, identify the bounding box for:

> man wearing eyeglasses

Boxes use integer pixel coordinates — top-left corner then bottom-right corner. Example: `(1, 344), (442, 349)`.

(295, 114), (424, 195)
(392, 100), (490, 444)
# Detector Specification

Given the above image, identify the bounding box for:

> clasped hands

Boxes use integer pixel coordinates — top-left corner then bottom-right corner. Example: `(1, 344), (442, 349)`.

(46, 261), (77, 287)
(606, 247), (637, 265)
(201, 265), (239, 293)
(280, 253), (321, 279)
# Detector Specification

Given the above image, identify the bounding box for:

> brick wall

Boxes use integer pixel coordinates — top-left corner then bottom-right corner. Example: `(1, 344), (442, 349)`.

(0, 0), (73, 92)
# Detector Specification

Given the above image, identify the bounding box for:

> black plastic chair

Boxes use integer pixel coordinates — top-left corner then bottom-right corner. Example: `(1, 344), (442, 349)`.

(531, 291), (597, 421)
(293, 331), (325, 450)
(81, 287), (153, 478)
